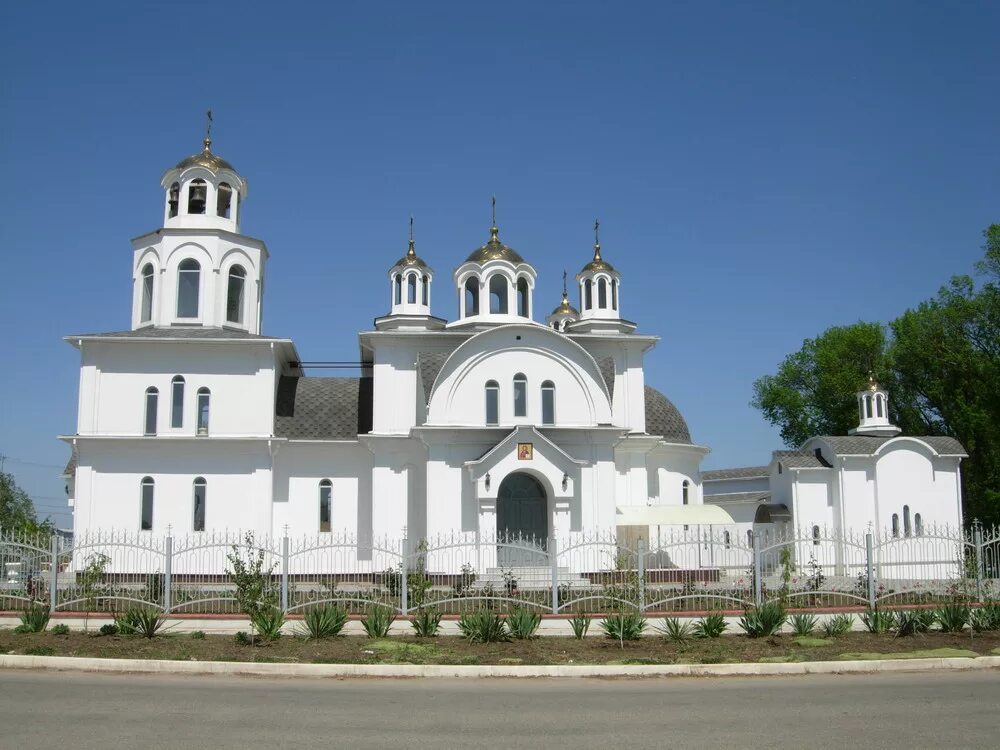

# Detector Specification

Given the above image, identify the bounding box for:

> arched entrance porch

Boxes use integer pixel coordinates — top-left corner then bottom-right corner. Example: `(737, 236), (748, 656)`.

(496, 472), (549, 566)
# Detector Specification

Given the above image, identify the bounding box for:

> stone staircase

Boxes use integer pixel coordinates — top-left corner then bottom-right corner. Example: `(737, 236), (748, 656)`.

(473, 566), (594, 591)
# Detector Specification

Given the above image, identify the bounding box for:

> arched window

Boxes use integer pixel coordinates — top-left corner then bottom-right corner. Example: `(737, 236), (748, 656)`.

(876, 394), (884, 418)
(682, 480), (690, 505)
(513, 373), (527, 417)
(723, 531), (731, 549)
(891, 513), (900, 538)
(903, 505), (911, 537)
(171, 376), (185, 428)
(865, 395), (873, 418)
(485, 380), (499, 425)
(516, 278), (529, 317)
(489, 275), (508, 314)
(177, 259), (201, 318)
(812, 525), (821, 546)
(541, 381), (555, 425)
(226, 265), (246, 324)
(193, 477), (207, 531)
(167, 183), (180, 218)
(422, 276), (429, 305)
(197, 387), (210, 435)
(217, 182), (233, 218)
(611, 280), (618, 310)
(140, 477), (154, 531)
(914, 513), (923, 536)
(187, 178), (207, 214)
(584, 279), (593, 309)
(140, 264), (155, 322)
(598, 278), (608, 308)
(464, 277), (479, 316)
(144, 387), (158, 435)
(393, 274), (402, 305)
(407, 274), (417, 304)
(319, 479), (332, 532)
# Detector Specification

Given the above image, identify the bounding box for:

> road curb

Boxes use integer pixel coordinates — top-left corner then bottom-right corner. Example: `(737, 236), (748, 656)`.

(2, 653), (999, 679)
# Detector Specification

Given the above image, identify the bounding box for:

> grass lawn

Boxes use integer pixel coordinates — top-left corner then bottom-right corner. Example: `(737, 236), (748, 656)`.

(3, 628), (1000, 666)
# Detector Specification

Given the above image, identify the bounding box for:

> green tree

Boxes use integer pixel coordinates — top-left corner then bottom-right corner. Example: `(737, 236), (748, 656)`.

(0, 471), (52, 534)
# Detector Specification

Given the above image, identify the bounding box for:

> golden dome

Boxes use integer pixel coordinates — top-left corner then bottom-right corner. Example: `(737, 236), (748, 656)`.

(580, 242), (616, 274)
(393, 239), (429, 270)
(175, 138), (237, 173)
(867, 373), (880, 392)
(465, 225), (526, 264)
(550, 291), (579, 317)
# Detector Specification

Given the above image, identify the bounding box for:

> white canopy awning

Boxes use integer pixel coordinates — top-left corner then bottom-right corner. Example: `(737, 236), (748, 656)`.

(616, 504), (736, 526)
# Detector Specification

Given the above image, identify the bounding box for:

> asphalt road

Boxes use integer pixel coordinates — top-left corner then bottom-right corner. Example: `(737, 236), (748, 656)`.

(2, 669), (998, 749)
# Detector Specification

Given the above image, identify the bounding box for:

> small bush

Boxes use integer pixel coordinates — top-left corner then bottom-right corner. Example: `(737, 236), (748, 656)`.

(894, 609), (935, 637)
(569, 613), (591, 639)
(657, 617), (692, 643)
(861, 607), (894, 634)
(190, 630), (206, 640)
(410, 607), (442, 638)
(739, 602), (787, 638)
(458, 610), (510, 643)
(301, 605), (349, 640)
(360, 606), (396, 639)
(50, 624), (70, 636)
(600, 613), (646, 641)
(692, 613), (727, 639)
(936, 603), (969, 633)
(18, 605), (50, 634)
(789, 613), (817, 637)
(822, 613), (854, 638)
(507, 607), (541, 640)
(114, 611), (137, 636)
(25, 645), (55, 656)
(234, 631), (251, 645)
(116, 607), (165, 639)
(970, 602), (1000, 633)
(99, 623), (120, 637)
(251, 607), (286, 641)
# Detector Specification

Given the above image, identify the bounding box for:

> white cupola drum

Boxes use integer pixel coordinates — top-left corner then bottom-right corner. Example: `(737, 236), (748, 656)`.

(849, 374), (901, 437)
(388, 218), (433, 317)
(576, 220), (622, 322)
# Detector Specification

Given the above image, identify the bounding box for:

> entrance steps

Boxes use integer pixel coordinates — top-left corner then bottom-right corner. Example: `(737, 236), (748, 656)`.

(473, 567), (594, 591)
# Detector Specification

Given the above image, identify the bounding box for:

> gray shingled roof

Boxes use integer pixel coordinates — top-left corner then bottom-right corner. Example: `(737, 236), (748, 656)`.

(704, 491), (771, 504)
(595, 356), (615, 400)
(817, 435), (967, 457)
(63, 446), (78, 477)
(701, 466), (769, 481)
(73, 326), (282, 340)
(644, 386), (691, 443)
(773, 449), (830, 468)
(417, 351), (452, 401)
(274, 376), (373, 440)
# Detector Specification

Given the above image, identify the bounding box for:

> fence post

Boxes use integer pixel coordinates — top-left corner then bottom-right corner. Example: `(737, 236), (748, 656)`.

(865, 533), (876, 610)
(163, 535), (172, 612)
(637, 537), (646, 613)
(550, 536), (559, 615)
(48, 535), (59, 614)
(280, 535), (289, 613)
(752, 532), (762, 606)
(973, 522), (984, 604)
(400, 536), (408, 615)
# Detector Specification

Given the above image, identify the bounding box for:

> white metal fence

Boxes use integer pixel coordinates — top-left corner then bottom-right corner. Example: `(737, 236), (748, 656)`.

(1, 523), (997, 616)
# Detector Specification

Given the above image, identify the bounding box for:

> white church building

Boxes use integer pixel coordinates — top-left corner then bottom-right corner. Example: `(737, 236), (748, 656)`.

(60, 137), (967, 574)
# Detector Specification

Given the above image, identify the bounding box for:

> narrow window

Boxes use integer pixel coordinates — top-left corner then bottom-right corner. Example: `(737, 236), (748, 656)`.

(611, 280), (618, 310)
(876, 395), (884, 418)
(485, 380), (499, 425)
(217, 182), (233, 218)
(682, 480), (689, 505)
(171, 376), (185, 428)
(319, 479), (332, 532)
(144, 387), (158, 435)
(914, 513), (923, 536)
(598, 278), (608, 308)
(193, 477), (206, 531)
(891, 513), (899, 538)
(167, 183), (180, 218)
(747, 530), (753, 547)
(513, 373), (527, 417)
(489, 275), (508, 314)
(465, 277), (479, 316)
(584, 279), (593, 309)
(865, 395), (873, 418)
(903, 505), (911, 537)
(187, 178), (207, 214)
(226, 265), (246, 324)
(723, 531), (731, 549)
(393, 274), (402, 305)
(407, 274), (417, 304)
(422, 276), (429, 305)
(140, 264), (155, 322)
(516, 277), (529, 317)
(812, 525), (821, 546)
(197, 387), (210, 436)
(541, 381), (555, 425)
(778, 463), (783, 474)
(140, 477), (154, 531)
(177, 259), (201, 318)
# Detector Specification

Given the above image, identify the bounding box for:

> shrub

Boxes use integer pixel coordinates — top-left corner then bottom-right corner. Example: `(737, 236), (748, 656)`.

(250, 607), (286, 641)
(936, 603), (970, 633)
(507, 607), (541, 640)
(789, 613), (817, 637)
(301, 605), (349, 640)
(599, 612), (646, 641)
(114, 611), (137, 635)
(894, 609), (935, 637)
(657, 617), (692, 643)
(739, 602), (787, 638)
(411, 607), (442, 638)
(569, 613), (591, 639)
(970, 602), (1000, 633)
(861, 607), (894, 634)
(822, 613), (853, 638)
(234, 631), (251, 645)
(50, 624), (70, 636)
(458, 610), (510, 643)
(18, 605), (50, 634)
(99, 623), (120, 636)
(360, 606), (396, 638)
(226, 531), (278, 634)
(117, 607), (165, 639)
(692, 613), (727, 639)
(25, 645), (54, 656)
(190, 630), (206, 640)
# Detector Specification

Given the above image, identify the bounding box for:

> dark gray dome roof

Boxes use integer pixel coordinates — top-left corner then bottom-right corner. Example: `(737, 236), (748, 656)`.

(644, 385), (691, 443)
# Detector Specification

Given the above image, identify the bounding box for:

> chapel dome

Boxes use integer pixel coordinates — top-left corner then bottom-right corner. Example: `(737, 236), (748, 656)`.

(175, 138), (237, 173)
(580, 244), (616, 274)
(550, 293), (579, 317)
(393, 239), (429, 270)
(465, 225), (526, 265)
(644, 385), (691, 443)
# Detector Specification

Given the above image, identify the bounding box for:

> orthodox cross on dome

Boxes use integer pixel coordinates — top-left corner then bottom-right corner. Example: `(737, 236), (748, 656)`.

(562, 270), (568, 297)
(593, 219), (602, 261)
(407, 215), (416, 257)
(490, 195), (499, 240)
(203, 109), (213, 151)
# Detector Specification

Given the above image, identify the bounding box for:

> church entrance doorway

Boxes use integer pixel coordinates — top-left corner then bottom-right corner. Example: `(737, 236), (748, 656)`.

(496, 472), (549, 567)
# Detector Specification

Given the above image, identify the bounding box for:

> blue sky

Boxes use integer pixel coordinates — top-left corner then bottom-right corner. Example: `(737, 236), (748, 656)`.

(1, 1), (998, 528)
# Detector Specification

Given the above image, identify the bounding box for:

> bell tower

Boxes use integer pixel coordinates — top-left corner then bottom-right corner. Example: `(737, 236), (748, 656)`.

(572, 221), (634, 334)
(849, 374), (901, 437)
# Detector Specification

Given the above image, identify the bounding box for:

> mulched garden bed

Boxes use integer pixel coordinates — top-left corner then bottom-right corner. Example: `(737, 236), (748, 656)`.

(2, 629), (999, 666)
